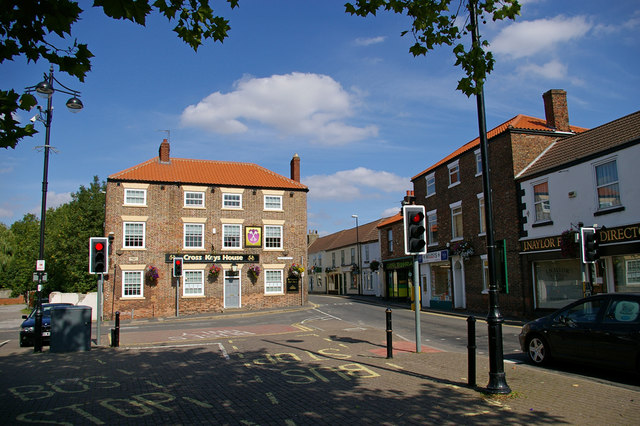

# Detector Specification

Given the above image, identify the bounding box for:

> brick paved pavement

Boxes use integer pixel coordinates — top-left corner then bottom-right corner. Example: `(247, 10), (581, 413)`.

(1, 308), (639, 425)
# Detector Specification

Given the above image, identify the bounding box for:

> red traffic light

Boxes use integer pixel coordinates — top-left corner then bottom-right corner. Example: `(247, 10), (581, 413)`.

(94, 242), (104, 251)
(411, 212), (424, 223)
(176, 260), (181, 266)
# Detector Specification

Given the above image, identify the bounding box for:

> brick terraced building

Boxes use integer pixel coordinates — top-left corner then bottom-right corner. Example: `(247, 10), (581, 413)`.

(102, 140), (308, 319)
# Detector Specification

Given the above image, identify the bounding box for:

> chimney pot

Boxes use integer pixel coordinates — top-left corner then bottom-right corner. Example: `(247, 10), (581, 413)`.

(159, 139), (171, 163)
(542, 89), (570, 132)
(290, 153), (301, 182)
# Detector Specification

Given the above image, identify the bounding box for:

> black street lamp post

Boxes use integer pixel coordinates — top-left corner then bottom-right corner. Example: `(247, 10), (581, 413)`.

(468, 1), (511, 394)
(25, 66), (83, 353)
(352, 214), (361, 294)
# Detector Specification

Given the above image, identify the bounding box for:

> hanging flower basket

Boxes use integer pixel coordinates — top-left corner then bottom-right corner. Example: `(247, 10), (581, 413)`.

(560, 230), (578, 258)
(208, 264), (221, 282)
(311, 266), (322, 274)
(451, 240), (475, 260)
(289, 263), (304, 276)
(145, 265), (159, 286)
(248, 264), (261, 283)
(369, 260), (380, 272)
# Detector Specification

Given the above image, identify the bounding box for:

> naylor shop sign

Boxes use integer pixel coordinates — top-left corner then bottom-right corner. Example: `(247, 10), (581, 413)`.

(521, 236), (563, 253)
(520, 222), (640, 253)
(165, 253), (260, 263)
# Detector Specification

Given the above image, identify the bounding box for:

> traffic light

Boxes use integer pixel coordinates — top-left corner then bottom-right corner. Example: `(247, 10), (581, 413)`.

(581, 227), (600, 263)
(173, 257), (183, 277)
(403, 205), (427, 255)
(89, 237), (109, 274)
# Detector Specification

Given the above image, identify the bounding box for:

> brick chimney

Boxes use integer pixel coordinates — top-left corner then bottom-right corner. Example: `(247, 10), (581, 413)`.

(290, 153), (300, 182)
(159, 139), (170, 163)
(542, 89), (570, 132)
(403, 190), (415, 205)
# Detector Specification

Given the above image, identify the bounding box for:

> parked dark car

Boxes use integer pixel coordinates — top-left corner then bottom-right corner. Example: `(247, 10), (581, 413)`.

(19, 303), (73, 347)
(519, 293), (640, 373)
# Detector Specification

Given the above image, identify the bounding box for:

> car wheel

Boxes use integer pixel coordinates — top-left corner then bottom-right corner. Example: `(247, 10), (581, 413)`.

(526, 335), (549, 366)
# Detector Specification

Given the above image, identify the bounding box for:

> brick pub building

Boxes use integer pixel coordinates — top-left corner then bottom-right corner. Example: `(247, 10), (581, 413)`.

(102, 140), (308, 319)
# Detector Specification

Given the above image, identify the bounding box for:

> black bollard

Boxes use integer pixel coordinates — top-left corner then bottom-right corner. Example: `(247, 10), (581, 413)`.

(467, 316), (477, 388)
(386, 308), (393, 359)
(112, 311), (120, 348)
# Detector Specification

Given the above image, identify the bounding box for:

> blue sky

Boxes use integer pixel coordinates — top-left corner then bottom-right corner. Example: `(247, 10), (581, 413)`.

(2, 0), (639, 236)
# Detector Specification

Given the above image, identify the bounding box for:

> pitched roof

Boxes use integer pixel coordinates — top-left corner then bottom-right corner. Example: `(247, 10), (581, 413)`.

(516, 110), (640, 179)
(377, 212), (402, 228)
(109, 157), (308, 191)
(411, 114), (587, 181)
(308, 218), (389, 254)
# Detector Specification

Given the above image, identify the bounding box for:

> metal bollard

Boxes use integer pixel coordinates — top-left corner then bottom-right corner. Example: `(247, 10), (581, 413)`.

(467, 315), (476, 387)
(111, 311), (120, 348)
(386, 308), (393, 359)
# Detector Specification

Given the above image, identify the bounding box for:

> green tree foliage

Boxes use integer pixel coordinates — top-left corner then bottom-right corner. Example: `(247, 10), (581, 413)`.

(0, 177), (106, 296)
(344, 0), (521, 96)
(1, 0), (239, 149)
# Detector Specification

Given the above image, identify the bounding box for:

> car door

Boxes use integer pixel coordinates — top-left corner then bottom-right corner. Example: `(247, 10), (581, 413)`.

(590, 296), (640, 371)
(546, 298), (605, 361)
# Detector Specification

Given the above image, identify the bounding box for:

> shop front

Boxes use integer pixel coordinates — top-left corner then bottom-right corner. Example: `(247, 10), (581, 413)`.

(521, 222), (640, 312)
(383, 257), (413, 301)
(420, 250), (452, 310)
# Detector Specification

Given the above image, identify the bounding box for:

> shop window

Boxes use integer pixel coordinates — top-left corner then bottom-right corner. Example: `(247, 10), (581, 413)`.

(533, 181), (551, 223)
(595, 159), (621, 210)
(612, 255), (640, 293)
(533, 259), (582, 309)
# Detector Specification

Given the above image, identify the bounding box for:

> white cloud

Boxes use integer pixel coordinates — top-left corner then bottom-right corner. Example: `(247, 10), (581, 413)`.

(490, 16), (592, 59)
(28, 192), (72, 217)
(354, 36), (386, 46)
(181, 72), (378, 145)
(381, 206), (400, 218)
(304, 167), (408, 200)
(517, 60), (568, 79)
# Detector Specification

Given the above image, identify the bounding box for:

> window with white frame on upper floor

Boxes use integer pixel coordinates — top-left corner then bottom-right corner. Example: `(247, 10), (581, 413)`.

(183, 270), (204, 296)
(184, 223), (204, 249)
(264, 225), (283, 249)
(123, 222), (145, 248)
(450, 202), (463, 240)
(223, 193), (242, 209)
(475, 149), (482, 176)
(332, 253), (336, 267)
(222, 224), (242, 249)
(448, 160), (460, 187)
(427, 209), (438, 246)
(533, 181), (551, 222)
(184, 191), (204, 208)
(341, 250), (345, 265)
(122, 270), (143, 297)
(124, 189), (146, 206)
(477, 194), (486, 235)
(351, 247), (355, 263)
(595, 159), (621, 210)
(264, 195), (283, 210)
(425, 173), (436, 197)
(388, 229), (393, 252)
(365, 245), (370, 262)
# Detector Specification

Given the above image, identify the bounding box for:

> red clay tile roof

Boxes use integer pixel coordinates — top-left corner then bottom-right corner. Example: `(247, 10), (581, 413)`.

(517, 110), (640, 179)
(109, 157), (308, 191)
(411, 114), (587, 181)
(376, 212), (402, 228)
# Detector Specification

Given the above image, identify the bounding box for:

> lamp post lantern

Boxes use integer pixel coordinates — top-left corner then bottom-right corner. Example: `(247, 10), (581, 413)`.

(25, 65), (83, 352)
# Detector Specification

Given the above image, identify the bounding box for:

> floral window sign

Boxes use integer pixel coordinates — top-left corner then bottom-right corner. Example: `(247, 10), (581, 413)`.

(245, 226), (262, 248)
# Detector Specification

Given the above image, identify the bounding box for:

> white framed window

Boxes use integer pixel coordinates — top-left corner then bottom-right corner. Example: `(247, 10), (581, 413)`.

(595, 159), (621, 209)
(533, 181), (551, 222)
(184, 223), (204, 249)
(477, 194), (486, 235)
(122, 271), (143, 297)
(448, 160), (460, 187)
(265, 269), (284, 294)
(264, 225), (283, 249)
(223, 224), (242, 249)
(481, 255), (489, 293)
(475, 149), (483, 176)
(223, 193), (242, 209)
(427, 209), (438, 246)
(365, 245), (370, 262)
(387, 229), (393, 252)
(123, 222), (145, 248)
(184, 191), (204, 208)
(264, 195), (283, 210)
(450, 201), (463, 240)
(425, 173), (435, 198)
(124, 189), (146, 206)
(183, 270), (204, 296)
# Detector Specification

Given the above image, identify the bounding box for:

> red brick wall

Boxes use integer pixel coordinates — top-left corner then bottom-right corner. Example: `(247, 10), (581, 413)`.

(103, 181), (308, 319)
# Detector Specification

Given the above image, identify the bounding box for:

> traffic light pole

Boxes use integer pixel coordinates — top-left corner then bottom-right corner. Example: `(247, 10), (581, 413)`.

(97, 273), (103, 345)
(176, 276), (180, 317)
(413, 255), (421, 353)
